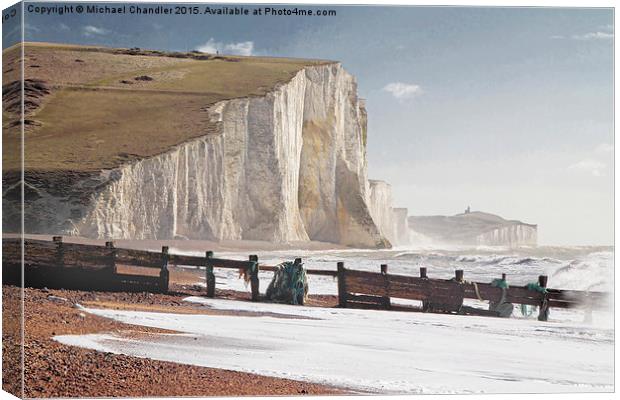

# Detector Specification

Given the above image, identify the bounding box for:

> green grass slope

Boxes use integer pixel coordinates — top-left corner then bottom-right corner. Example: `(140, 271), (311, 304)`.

(3, 42), (332, 173)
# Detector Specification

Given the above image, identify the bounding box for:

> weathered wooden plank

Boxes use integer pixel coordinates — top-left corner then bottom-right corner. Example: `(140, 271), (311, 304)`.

(60, 242), (109, 256)
(170, 254), (255, 269)
(346, 301), (390, 310)
(24, 239), (57, 249)
(346, 293), (385, 304)
(258, 265), (336, 276)
(388, 284), (428, 300)
(208, 257), (257, 269)
(346, 276), (387, 297)
(115, 273), (161, 285)
(459, 306), (500, 317)
(115, 248), (162, 268)
(62, 254), (111, 268)
(168, 253), (204, 267)
(306, 269), (338, 277)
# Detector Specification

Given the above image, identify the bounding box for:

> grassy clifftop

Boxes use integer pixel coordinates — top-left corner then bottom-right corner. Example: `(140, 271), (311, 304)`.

(3, 42), (332, 173)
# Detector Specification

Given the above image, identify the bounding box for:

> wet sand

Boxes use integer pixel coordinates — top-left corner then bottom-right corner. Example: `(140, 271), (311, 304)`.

(2, 276), (344, 398)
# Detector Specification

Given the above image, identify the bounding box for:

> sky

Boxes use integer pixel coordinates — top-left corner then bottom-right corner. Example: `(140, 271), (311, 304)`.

(3, 3), (614, 245)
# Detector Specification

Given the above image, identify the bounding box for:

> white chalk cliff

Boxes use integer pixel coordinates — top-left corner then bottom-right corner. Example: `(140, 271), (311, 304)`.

(20, 63), (391, 248)
(409, 211), (537, 247)
(368, 180), (395, 244)
(367, 181), (414, 247)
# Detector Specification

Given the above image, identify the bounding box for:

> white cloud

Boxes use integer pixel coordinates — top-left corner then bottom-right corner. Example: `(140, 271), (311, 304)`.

(595, 143), (614, 153)
(568, 159), (606, 177)
(571, 31), (613, 40)
(83, 25), (110, 37)
(25, 24), (40, 33)
(383, 82), (423, 101)
(196, 38), (254, 56)
(58, 23), (70, 31)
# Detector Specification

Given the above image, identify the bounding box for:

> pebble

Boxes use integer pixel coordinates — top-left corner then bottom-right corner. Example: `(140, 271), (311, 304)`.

(47, 295), (68, 303)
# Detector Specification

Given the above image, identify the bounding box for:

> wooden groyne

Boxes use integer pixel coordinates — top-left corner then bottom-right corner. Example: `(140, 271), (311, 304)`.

(2, 238), (607, 320)
(2, 237), (259, 295)
(336, 263), (607, 321)
(2, 237), (337, 300)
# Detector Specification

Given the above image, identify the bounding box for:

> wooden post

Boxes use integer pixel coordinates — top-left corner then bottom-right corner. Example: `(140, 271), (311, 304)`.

(538, 275), (548, 288)
(380, 264), (391, 310)
(53, 236), (64, 268)
(105, 241), (116, 273)
(249, 255), (259, 302)
(337, 262), (347, 308)
(453, 270), (466, 313)
(159, 246), (169, 293)
(420, 267), (429, 311)
(205, 251), (215, 298)
(538, 275), (549, 321)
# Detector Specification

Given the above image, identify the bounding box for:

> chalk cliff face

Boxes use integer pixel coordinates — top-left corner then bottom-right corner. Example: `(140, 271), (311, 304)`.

(368, 180), (395, 245)
(368, 182), (413, 247)
(16, 63), (389, 248)
(409, 211), (537, 247)
(475, 224), (537, 247)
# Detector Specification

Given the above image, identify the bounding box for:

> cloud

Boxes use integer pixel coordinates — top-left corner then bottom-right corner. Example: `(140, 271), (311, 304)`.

(58, 23), (70, 31)
(568, 159), (606, 177)
(595, 143), (614, 153)
(24, 24), (40, 33)
(383, 82), (423, 101)
(571, 31), (613, 40)
(83, 25), (110, 37)
(551, 24), (613, 41)
(196, 38), (254, 56)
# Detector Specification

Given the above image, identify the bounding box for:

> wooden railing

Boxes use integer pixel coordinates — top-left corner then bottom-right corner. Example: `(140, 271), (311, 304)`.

(335, 263), (608, 321)
(3, 237), (606, 321)
(2, 237), (262, 296)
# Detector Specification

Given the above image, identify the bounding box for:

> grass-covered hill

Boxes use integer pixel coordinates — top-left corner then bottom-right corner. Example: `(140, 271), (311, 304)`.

(2, 42), (331, 174)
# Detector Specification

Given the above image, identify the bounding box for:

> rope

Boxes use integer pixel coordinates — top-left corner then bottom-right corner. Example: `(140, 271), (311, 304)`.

(472, 282), (483, 301)
(520, 304), (536, 317)
(491, 278), (509, 289)
(526, 282), (547, 294)
(489, 278), (513, 318)
(521, 282), (549, 319)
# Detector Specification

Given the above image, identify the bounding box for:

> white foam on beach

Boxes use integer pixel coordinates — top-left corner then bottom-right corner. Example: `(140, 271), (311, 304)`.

(54, 296), (613, 394)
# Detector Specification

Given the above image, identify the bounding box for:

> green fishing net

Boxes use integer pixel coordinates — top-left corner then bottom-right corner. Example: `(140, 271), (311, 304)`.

(265, 260), (309, 305)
